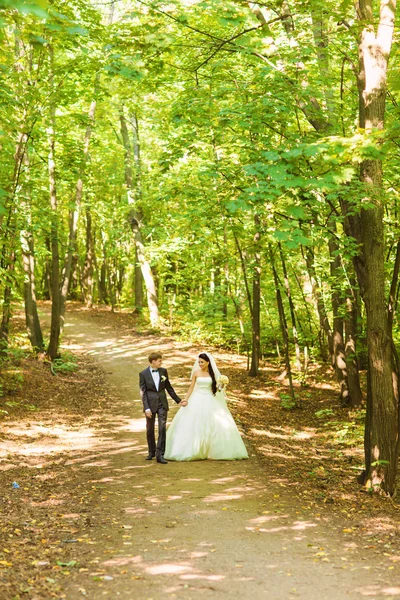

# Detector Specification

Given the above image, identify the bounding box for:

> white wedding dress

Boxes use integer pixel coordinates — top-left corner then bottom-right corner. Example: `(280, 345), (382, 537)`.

(164, 376), (248, 461)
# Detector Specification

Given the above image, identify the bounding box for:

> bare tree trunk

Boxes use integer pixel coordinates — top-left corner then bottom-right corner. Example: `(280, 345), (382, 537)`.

(328, 229), (348, 402)
(59, 74), (100, 328)
(292, 266), (315, 344)
(0, 250), (15, 357)
(70, 248), (80, 300)
(345, 285), (363, 407)
(233, 233), (253, 322)
(20, 145), (44, 351)
(249, 216), (261, 377)
(98, 242), (108, 305)
(134, 245), (143, 311)
(59, 4), (115, 322)
(305, 248), (333, 362)
(117, 265), (125, 300)
(0, 110), (29, 354)
(232, 234), (253, 368)
(130, 221), (159, 325)
(21, 232), (43, 351)
(120, 108), (159, 326)
(0, 182), (19, 355)
(42, 236), (52, 300)
(278, 242), (301, 372)
(222, 226), (229, 318)
(108, 257), (117, 312)
(388, 241), (400, 333)
(229, 283), (249, 357)
(82, 207), (94, 308)
(47, 46), (61, 361)
(269, 245), (296, 406)
(131, 112), (146, 314)
(347, 0), (398, 494)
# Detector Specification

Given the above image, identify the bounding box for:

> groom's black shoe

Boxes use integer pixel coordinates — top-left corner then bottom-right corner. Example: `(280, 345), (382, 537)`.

(146, 454), (156, 460)
(156, 456), (168, 464)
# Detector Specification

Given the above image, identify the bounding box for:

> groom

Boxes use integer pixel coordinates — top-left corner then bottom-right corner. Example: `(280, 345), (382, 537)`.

(139, 352), (186, 464)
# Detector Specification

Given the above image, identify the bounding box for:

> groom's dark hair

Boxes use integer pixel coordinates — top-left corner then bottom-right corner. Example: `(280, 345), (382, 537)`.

(149, 351), (162, 362)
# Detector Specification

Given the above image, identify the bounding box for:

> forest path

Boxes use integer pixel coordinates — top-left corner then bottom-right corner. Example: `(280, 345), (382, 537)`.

(59, 307), (397, 600)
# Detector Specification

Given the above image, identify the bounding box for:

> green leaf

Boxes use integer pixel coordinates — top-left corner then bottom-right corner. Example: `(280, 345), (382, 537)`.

(370, 460), (390, 467)
(286, 205), (306, 219)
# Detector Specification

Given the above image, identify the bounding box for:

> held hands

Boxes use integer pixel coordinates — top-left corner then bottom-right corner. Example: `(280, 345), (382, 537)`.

(181, 400), (188, 407)
(145, 409), (152, 418)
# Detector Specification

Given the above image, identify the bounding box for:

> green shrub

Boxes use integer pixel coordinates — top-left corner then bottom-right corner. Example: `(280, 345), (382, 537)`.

(51, 351), (78, 374)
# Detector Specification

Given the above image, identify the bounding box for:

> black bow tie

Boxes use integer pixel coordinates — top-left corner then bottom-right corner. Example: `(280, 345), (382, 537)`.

(151, 369), (159, 372)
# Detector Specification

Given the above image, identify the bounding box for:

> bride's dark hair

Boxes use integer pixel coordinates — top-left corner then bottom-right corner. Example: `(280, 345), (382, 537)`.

(199, 352), (217, 395)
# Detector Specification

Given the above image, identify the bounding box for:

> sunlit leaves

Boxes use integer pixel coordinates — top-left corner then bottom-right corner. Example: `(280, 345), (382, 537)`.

(0, 0), (49, 19)
(273, 228), (311, 249)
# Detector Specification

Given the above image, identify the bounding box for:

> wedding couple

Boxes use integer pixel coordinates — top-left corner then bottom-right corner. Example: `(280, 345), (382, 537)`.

(139, 351), (248, 463)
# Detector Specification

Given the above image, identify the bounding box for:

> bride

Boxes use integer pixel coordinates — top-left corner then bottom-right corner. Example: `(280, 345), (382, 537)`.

(164, 352), (248, 461)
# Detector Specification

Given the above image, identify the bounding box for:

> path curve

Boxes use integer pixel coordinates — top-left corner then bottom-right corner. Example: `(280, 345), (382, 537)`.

(59, 309), (397, 600)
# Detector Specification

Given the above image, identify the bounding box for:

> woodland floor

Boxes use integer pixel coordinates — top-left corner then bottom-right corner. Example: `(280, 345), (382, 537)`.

(1, 304), (400, 600)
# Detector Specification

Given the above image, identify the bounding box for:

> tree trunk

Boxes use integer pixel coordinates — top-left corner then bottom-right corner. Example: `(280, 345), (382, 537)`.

(269, 245), (296, 406)
(0, 108), (30, 354)
(0, 251), (15, 357)
(248, 216), (261, 377)
(108, 258), (117, 312)
(21, 235), (44, 352)
(229, 283), (249, 357)
(292, 266), (315, 344)
(349, 0), (398, 494)
(388, 241), (400, 333)
(70, 248), (80, 300)
(344, 287), (363, 408)
(120, 108), (159, 326)
(328, 229), (348, 402)
(47, 46), (61, 361)
(233, 230), (256, 373)
(1, 204), (18, 355)
(233, 232), (253, 322)
(129, 221), (159, 325)
(278, 242), (301, 372)
(305, 248), (333, 362)
(20, 145), (44, 351)
(117, 265), (125, 300)
(42, 236), (52, 300)
(131, 111), (145, 310)
(134, 245), (143, 312)
(82, 207), (94, 308)
(98, 244), (108, 305)
(222, 227), (229, 318)
(60, 74), (100, 329)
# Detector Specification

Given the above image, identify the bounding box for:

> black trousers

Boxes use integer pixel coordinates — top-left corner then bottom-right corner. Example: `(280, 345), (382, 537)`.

(146, 401), (168, 456)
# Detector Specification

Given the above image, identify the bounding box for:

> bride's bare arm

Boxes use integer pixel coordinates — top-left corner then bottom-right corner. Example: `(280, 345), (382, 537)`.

(183, 374), (198, 404)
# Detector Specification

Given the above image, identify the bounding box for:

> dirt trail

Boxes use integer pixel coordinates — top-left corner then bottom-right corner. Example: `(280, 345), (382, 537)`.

(58, 309), (399, 600)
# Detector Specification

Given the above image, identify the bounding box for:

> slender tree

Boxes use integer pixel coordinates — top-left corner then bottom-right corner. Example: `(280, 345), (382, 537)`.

(47, 45), (61, 361)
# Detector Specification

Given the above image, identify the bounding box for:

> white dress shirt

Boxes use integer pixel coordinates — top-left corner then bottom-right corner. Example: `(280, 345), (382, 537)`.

(150, 367), (160, 390)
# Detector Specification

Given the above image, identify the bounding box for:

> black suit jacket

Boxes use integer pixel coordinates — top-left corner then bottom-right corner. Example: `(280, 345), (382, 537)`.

(139, 366), (181, 413)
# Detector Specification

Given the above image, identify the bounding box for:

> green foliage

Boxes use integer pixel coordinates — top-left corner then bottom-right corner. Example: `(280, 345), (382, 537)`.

(280, 393), (296, 410)
(0, 0), (49, 19)
(315, 408), (335, 419)
(324, 419), (365, 446)
(51, 351), (78, 374)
